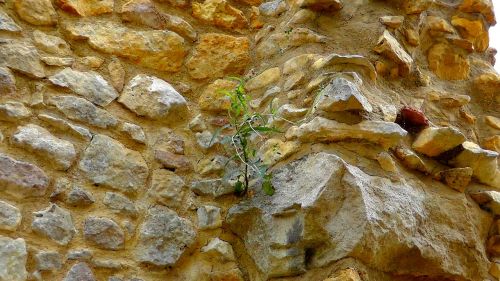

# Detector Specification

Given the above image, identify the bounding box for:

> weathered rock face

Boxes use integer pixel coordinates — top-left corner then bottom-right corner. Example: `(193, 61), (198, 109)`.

(186, 33), (250, 79)
(135, 206), (196, 266)
(118, 75), (187, 120)
(0, 236), (27, 281)
(63, 21), (187, 72)
(228, 152), (492, 280)
(79, 134), (148, 193)
(0, 0), (498, 280)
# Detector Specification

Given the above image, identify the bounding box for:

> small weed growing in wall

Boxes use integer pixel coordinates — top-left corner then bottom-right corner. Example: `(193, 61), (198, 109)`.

(210, 77), (280, 196)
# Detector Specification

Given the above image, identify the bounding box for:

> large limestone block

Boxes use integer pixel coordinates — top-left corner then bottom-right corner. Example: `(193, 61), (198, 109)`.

(227, 152), (491, 280)
(0, 154), (49, 198)
(118, 75), (187, 120)
(186, 33), (250, 79)
(0, 236), (27, 281)
(286, 117), (407, 149)
(11, 124), (77, 171)
(49, 68), (118, 106)
(64, 21), (187, 72)
(412, 126), (466, 157)
(79, 134), (149, 193)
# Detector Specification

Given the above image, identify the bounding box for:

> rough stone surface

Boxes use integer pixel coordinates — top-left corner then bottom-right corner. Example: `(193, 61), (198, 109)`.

(64, 21), (187, 72)
(83, 216), (125, 250)
(0, 10), (21, 33)
(0, 39), (45, 78)
(0, 153), (49, 198)
(186, 33), (250, 79)
(32, 30), (72, 55)
(149, 169), (186, 208)
(79, 134), (148, 193)
(103, 192), (138, 217)
(412, 126), (466, 157)
(63, 262), (96, 281)
(374, 30), (414, 76)
(315, 77), (372, 113)
(49, 68), (118, 106)
(0, 236), (27, 281)
(192, 0), (248, 30)
(11, 124), (77, 171)
(0, 200), (21, 231)
(0, 67), (16, 95)
(35, 251), (62, 271)
(197, 205), (222, 230)
(0, 102), (31, 122)
(201, 238), (236, 262)
(32, 204), (76, 245)
(449, 141), (500, 188)
(135, 206), (196, 266)
(38, 114), (92, 140)
(228, 152), (491, 280)
(57, 0), (114, 16)
(49, 95), (118, 129)
(286, 117), (407, 149)
(119, 74), (187, 119)
(14, 0), (57, 26)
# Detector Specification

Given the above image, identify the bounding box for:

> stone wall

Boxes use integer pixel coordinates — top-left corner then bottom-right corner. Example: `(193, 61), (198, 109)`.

(0, 0), (499, 280)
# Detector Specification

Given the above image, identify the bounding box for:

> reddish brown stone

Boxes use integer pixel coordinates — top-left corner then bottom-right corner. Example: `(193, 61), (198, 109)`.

(0, 153), (49, 198)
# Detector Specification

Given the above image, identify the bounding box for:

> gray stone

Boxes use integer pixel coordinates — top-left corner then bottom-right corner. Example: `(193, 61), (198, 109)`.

(149, 169), (186, 208)
(103, 192), (138, 217)
(92, 259), (126, 269)
(197, 205), (222, 230)
(188, 114), (206, 132)
(119, 122), (146, 144)
(63, 262), (96, 281)
(66, 187), (95, 207)
(49, 95), (118, 129)
(32, 30), (72, 55)
(79, 134), (149, 193)
(315, 77), (373, 113)
(0, 200), (21, 231)
(0, 39), (45, 78)
(83, 216), (125, 250)
(190, 178), (234, 197)
(11, 124), (77, 171)
(32, 204), (76, 245)
(35, 251), (62, 271)
(0, 236), (27, 281)
(0, 67), (16, 94)
(227, 152), (491, 280)
(0, 102), (31, 122)
(49, 68), (118, 106)
(0, 10), (21, 32)
(67, 249), (93, 261)
(135, 206), (196, 266)
(201, 238), (235, 262)
(260, 0), (287, 16)
(38, 114), (92, 140)
(119, 74), (187, 119)
(0, 153), (49, 198)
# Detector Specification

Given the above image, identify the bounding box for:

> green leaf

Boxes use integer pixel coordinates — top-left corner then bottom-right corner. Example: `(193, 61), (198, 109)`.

(262, 173), (274, 196)
(234, 180), (245, 194)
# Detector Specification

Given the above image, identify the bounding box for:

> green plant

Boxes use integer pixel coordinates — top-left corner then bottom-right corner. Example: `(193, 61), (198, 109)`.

(211, 77), (280, 196)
